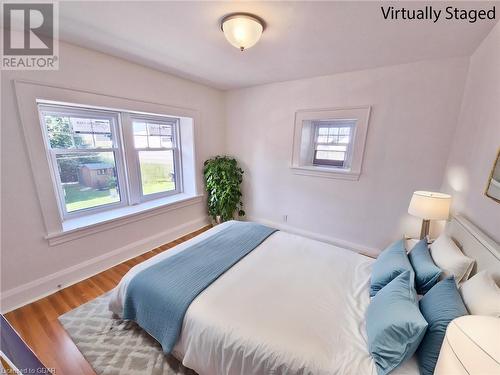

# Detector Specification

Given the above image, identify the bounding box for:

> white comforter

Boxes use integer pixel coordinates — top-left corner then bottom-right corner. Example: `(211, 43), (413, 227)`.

(109, 222), (419, 375)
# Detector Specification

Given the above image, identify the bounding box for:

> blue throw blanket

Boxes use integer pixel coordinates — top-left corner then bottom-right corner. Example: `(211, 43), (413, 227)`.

(122, 221), (277, 353)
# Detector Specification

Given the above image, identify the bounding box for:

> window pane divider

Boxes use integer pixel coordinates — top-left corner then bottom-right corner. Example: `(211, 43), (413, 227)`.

(134, 147), (176, 152)
(51, 148), (118, 154)
(315, 142), (346, 146)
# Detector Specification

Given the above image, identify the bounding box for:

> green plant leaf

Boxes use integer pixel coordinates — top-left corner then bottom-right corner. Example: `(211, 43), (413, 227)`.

(203, 155), (245, 221)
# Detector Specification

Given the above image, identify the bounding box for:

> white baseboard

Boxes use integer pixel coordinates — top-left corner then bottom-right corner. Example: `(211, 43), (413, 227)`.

(1, 216), (209, 313)
(247, 216), (380, 257)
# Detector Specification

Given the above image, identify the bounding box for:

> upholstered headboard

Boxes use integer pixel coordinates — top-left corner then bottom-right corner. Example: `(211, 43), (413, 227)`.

(445, 215), (500, 276)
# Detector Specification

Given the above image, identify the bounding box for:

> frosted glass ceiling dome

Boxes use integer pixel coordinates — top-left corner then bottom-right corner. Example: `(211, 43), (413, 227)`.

(221, 13), (265, 51)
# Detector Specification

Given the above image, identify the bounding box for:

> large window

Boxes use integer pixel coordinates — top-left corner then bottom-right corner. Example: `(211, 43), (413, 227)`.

(39, 105), (182, 219)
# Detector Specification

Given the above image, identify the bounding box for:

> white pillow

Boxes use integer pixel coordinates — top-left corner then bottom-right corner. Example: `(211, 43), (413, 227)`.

(460, 271), (500, 317)
(429, 234), (474, 284)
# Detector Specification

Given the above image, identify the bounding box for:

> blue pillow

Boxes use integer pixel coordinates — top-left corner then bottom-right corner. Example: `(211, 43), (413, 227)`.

(370, 239), (414, 297)
(408, 239), (442, 294)
(366, 271), (428, 375)
(417, 276), (468, 375)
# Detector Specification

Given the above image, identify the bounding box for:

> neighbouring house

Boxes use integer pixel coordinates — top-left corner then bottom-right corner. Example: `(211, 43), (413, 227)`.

(78, 163), (114, 189)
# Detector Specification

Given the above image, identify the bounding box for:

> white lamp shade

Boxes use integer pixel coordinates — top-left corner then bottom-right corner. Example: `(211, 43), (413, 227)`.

(408, 191), (451, 220)
(222, 15), (263, 51)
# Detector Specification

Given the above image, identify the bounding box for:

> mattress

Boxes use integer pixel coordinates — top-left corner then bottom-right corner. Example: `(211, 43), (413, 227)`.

(109, 222), (419, 375)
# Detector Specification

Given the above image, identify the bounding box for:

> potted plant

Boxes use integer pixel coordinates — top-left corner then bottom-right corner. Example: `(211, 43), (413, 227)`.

(203, 156), (245, 224)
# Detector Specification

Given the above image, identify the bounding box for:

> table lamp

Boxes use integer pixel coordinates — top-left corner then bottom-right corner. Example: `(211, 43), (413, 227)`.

(408, 191), (451, 239)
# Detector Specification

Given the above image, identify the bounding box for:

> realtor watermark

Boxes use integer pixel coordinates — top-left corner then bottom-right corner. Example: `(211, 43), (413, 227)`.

(1, 1), (59, 70)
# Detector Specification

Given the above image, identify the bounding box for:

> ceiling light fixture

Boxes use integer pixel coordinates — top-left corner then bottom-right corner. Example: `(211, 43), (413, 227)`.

(221, 13), (265, 51)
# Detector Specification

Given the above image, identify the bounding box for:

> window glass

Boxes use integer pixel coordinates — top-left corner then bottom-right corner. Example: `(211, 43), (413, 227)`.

(42, 110), (122, 214)
(160, 136), (173, 148)
(39, 105), (184, 218)
(44, 115), (73, 149)
(138, 150), (176, 195)
(132, 118), (178, 199)
(313, 121), (356, 168)
(94, 133), (113, 148)
(148, 135), (161, 148)
(133, 121), (147, 135)
(55, 152), (121, 212)
(133, 120), (174, 149)
(44, 114), (113, 149)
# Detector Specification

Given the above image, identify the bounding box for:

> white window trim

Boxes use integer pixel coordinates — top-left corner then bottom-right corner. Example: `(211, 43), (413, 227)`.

(14, 80), (201, 243)
(126, 113), (183, 203)
(48, 193), (204, 246)
(39, 105), (185, 219)
(291, 106), (371, 180)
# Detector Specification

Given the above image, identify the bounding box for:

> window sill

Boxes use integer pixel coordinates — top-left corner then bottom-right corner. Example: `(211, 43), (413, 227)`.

(291, 166), (360, 180)
(46, 193), (204, 246)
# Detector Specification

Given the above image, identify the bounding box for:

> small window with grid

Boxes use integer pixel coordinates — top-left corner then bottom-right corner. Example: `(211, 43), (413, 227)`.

(312, 120), (356, 168)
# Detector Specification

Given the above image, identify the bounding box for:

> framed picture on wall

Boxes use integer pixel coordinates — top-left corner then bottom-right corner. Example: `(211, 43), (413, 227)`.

(485, 148), (500, 203)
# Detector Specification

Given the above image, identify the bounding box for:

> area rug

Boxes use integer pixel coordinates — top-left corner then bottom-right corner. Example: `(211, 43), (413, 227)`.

(58, 293), (198, 375)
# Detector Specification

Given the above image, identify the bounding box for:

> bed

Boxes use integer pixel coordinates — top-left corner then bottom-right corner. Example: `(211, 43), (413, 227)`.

(108, 216), (499, 375)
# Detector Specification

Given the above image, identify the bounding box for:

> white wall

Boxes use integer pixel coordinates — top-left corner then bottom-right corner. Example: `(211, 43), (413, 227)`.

(441, 22), (500, 242)
(225, 58), (469, 254)
(0, 41), (225, 311)
(3, 30), (497, 312)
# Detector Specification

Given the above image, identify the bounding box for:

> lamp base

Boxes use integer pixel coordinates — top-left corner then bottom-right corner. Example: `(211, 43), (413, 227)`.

(420, 219), (430, 240)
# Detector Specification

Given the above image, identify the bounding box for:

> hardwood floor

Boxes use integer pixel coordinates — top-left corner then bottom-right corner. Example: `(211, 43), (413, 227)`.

(4, 225), (211, 375)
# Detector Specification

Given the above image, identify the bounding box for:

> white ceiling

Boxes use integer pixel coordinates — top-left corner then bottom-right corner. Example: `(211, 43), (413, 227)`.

(58, 1), (499, 90)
